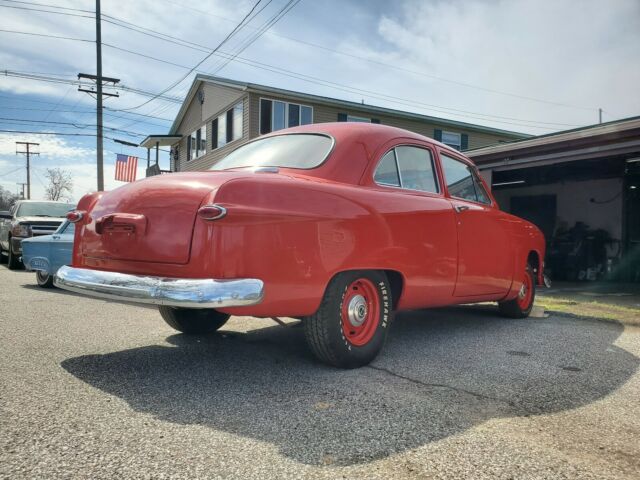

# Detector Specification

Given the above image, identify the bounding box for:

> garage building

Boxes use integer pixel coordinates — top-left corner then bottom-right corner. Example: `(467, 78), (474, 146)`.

(468, 116), (640, 283)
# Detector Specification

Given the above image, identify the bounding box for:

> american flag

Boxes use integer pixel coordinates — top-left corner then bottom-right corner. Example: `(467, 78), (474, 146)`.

(115, 154), (138, 182)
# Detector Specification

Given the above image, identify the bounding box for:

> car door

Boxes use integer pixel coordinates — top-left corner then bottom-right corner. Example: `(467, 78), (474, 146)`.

(371, 144), (458, 306)
(439, 151), (513, 297)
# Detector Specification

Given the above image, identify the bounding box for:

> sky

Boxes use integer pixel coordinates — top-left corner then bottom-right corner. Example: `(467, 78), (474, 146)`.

(0, 0), (639, 201)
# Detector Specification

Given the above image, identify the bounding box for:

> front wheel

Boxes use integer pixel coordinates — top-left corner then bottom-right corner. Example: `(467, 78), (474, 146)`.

(159, 306), (230, 334)
(7, 242), (22, 270)
(498, 265), (536, 318)
(303, 270), (393, 368)
(36, 270), (54, 288)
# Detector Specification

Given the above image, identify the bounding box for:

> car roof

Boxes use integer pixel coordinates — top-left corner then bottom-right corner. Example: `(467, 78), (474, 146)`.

(259, 122), (475, 183)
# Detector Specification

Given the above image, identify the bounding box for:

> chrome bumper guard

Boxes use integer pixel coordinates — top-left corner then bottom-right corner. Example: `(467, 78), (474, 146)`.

(54, 265), (264, 309)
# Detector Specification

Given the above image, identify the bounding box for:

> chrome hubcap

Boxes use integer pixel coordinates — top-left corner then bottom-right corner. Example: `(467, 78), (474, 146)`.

(519, 284), (527, 298)
(347, 294), (368, 327)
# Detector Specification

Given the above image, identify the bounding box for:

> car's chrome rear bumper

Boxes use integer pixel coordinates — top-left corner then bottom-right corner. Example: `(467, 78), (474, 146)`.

(54, 265), (264, 309)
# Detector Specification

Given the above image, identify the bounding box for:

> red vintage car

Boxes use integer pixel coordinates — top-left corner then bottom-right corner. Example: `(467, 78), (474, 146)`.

(56, 123), (545, 368)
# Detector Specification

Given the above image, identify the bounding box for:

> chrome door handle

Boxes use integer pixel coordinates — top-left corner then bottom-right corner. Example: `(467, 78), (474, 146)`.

(454, 205), (470, 213)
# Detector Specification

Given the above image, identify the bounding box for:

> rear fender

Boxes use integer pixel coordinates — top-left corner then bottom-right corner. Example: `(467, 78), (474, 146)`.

(210, 176), (395, 317)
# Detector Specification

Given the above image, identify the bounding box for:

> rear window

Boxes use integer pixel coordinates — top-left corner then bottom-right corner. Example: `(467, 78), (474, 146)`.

(210, 134), (333, 171)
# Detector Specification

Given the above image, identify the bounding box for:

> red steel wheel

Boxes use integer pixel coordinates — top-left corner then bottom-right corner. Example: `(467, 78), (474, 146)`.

(303, 270), (393, 368)
(516, 268), (533, 311)
(498, 264), (536, 319)
(340, 278), (381, 347)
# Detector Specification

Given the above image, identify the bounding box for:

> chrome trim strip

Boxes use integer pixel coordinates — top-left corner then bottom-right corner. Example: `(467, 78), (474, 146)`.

(54, 265), (264, 309)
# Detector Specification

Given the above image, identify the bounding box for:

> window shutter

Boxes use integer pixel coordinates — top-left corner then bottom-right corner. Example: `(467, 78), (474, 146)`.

(434, 129), (442, 141)
(337, 113), (348, 122)
(211, 118), (218, 148)
(226, 109), (233, 143)
(186, 135), (191, 160)
(461, 134), (469, 151)
(371, 118), (381, 124)
(260, 99), (272, 134)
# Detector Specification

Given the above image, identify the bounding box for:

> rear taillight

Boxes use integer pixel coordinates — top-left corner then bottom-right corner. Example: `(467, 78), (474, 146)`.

(67, 210), (85, 223)
(197, 204), (227, 221)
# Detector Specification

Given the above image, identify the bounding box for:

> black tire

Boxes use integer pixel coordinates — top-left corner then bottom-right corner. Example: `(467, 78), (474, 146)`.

(159, 306), (230, 334)
(498, 265), (535, 318)
(303, 270), (393, 369)
(0, 246), (7, 264)
(36, 270), (54, 288)
(7, 241), (22, 270)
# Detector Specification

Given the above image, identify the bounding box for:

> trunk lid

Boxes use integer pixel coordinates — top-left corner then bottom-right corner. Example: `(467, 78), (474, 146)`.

(80, 172), (242, 264)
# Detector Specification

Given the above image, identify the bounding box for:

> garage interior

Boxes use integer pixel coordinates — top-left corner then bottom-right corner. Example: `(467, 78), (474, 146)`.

(469, 116), (640, 283)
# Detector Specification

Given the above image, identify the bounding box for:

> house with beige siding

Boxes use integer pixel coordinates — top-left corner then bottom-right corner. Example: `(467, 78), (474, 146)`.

(141, 75), (530, 173)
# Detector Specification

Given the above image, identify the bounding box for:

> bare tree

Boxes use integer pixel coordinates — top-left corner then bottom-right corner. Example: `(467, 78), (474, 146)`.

(44, 168), (73, 201)
(0, 185), (19, 210)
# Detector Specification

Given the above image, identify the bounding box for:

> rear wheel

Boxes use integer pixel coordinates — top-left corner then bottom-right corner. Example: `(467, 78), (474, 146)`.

(303, 270), (393, 368)
(36, 270), (54, 288)
(498, 264), (535, 318)
(159, 306), (230, 334)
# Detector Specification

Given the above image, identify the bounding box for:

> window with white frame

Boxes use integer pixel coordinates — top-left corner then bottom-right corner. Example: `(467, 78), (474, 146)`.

(212, 101), (244, 149)
(260, 98), (312, 134)
(187, 124), (207, 160)
(347, 115), (371, 123)
(441, 131), (462, 151)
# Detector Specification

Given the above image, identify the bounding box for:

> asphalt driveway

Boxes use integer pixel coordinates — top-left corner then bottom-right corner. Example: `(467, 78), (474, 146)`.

(1, 266), (639, 479)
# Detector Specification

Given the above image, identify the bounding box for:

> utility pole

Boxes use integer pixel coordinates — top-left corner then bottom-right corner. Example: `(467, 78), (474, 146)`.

(599, 108), (603, 124)
(15, 141), (39, 200)
(78, 0), (119, 191)
(17, 183), (27, 199)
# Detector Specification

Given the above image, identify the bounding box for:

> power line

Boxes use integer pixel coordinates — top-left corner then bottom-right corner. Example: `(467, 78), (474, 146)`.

(116, 0), (267, 112)
(83, 14), (580, 129)
(0, 28), (92, 42)
(0, 3), (94, 18)
(0, 166), (23, 177)
(156, 0), (595, 112)
(208, 0), (301, 75)
(0, 0), (94, 14)
(0, 116), (146, 136)
(0, 94), (173, 124)
(1, 70), (182, 104)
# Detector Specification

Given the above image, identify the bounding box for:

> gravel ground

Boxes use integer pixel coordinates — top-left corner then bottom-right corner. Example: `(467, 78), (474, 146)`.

(1, 266), (639, 479)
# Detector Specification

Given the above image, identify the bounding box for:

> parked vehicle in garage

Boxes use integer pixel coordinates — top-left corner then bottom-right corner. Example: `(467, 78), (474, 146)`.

(0, 200), (71, 269)
(22, 220), (74, 288)
(55, 123), (546, 368)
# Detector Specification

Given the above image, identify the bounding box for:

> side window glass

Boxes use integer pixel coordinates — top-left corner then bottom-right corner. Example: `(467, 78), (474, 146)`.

(374, 150), (400, 187)
(395, 146), (439, 193)
(441, 153), (477, 202)
(473, 173), (491, 204)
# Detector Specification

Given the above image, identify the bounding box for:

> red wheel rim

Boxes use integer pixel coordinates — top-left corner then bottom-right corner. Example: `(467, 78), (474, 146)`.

(341, 278), (380, 346)
(517, 269), (533, 310)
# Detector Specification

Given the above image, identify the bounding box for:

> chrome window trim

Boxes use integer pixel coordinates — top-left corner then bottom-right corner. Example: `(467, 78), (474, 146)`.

(373, 144), (442, 195)
(209, 132), (336, 172)
(439, 151), (494, 207)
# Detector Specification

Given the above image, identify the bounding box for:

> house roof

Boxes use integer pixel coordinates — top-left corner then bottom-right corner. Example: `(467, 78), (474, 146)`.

(466, 115), (640, 166)
(139, 135), (182, 148)
(168, 74), (532, 139)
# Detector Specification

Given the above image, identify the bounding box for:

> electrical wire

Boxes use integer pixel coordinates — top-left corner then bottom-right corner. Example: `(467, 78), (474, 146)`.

(116, 0), (267, 112)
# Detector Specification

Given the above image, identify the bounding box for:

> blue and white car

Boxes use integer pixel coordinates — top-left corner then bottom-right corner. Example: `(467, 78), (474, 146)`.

(21, 220), (74, 288)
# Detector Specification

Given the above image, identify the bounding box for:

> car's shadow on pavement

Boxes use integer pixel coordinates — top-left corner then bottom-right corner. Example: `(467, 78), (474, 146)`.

(61, 307), (639, 466)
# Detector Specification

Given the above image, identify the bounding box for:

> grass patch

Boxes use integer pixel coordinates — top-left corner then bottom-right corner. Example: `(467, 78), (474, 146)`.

(536, 296), (640, 326)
